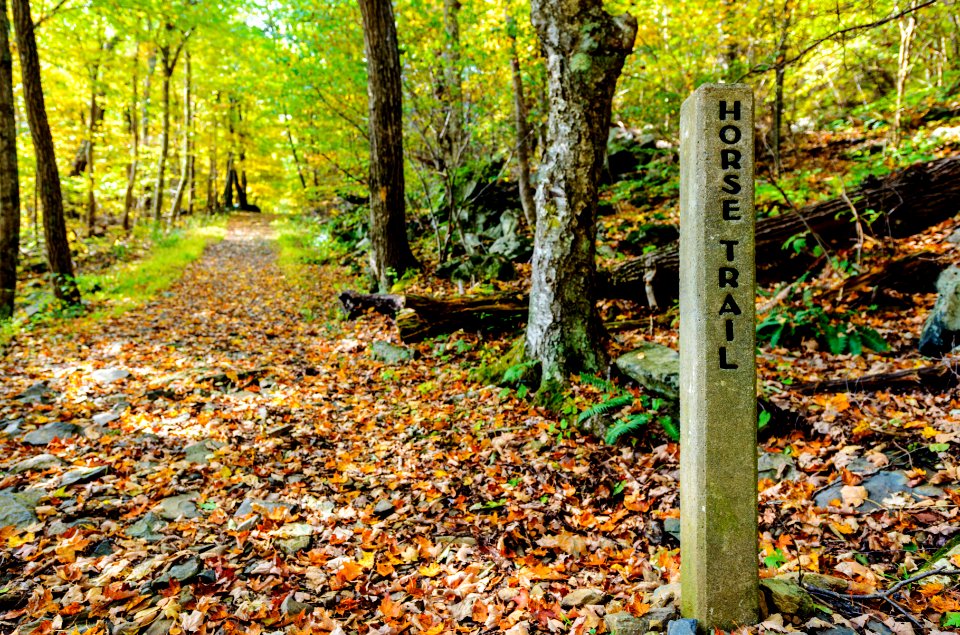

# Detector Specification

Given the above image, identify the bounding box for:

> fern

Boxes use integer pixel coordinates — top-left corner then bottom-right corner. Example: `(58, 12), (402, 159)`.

(857, 326), (888, 352)
(578, 373), (617, 393)
(605, 413), (652, 444)
(658, 415), (680, 441)
(577, 394), (634, 424)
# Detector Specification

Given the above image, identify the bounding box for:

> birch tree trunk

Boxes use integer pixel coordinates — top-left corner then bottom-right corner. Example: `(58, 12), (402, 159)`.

(13, 0), (80, 306)
(0, 0), (19, 319)
(525, 0), (636, 387)
(507, 15), (535, 227)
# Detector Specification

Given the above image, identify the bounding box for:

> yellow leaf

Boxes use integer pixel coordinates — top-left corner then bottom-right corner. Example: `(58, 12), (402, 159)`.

(359, 550), (376, 570)
(8, 531), (34, 547)
(418, 563), (442, 577)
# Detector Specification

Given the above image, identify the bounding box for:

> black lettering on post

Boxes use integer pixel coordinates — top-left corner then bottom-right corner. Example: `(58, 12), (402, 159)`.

(719, 239), (739, 261)
(719, 346), (739, 369)
(719, 100), (741, 121)
(721, 174), (741, 194)
(719, 125), (741, 144)
(722, 199), (741, 220)
(719, 293), (742, 316)
(719, 267), (739, 288)
(721, 149), (741, 169)
(725, 319), (735, 342)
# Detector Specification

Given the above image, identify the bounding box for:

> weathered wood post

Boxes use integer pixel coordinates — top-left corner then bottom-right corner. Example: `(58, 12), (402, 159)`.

(679, 83), (758, 630)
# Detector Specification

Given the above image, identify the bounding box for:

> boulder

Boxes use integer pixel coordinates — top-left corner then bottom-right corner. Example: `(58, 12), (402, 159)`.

(758, 452), (800, 482)
(61, 465), (108, 487)
(0, 490), (37, 528)
(9, 453), (64, 474)
(615, 343), (680, 401)
(15, 382), (57, 404)
(760, 577), (816, 618)
(152, 558), (201, 589)
(126, 512), (167, 541)
(560, 587), (605, 608)
(155, 493), (200, 520)
(666, 619), (698, 635)
(603, 612), (646, 635)
(370, 341), (415, 365)
(90, 367), (130, 385)
(814, 470), (942, 510)
(919, 265), (960, 356)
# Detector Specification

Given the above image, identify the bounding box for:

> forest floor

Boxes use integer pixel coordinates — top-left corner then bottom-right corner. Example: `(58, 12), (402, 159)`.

(0, 214), (959, 635)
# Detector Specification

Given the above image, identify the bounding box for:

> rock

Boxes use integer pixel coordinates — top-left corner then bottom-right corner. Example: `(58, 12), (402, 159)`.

(947, 227), (960, 244)
(489, 213), (533, 262)
(758, 452), (800, 481)
(760, 577), (816, 618)
(604, 612), (646, 635)
(615, 343), (680, 401)
(184, 440), (222, 464)
(651, 582), (681, 608)
(281, 594), (313, 616)
(22, 421), (80, 446)
(61, 465), (108, 486)
(92, 411), (120, 426)
(814, 470), (943, 510)
(663, 517), (681, 543)
(644, 607), (680, 630)
(234, 514), (259, 532)
(0, 491), (37, 528)
(235, 498), (293, 518)
(153, 557), (201, 588)
(9, 453), (64, 474)
(370, 341), (415, 365)
(666, 618), (698, 635)
(126, 512), (167, 541)
(373, 499), (395, 518)
(782, 572), (849, 592)
(155, 492), (200, 520)
(279, 536), (311, 554)
(919, 265), (960, 356)
(142, 619), (174, 635)
(15, 382), (56, 404)
(561, 587), (605, 608)
(90, 367), (130, 385)
(865, 618), (894, 635)
(817, 628), (856, 635)
(1, 418), (23, 437)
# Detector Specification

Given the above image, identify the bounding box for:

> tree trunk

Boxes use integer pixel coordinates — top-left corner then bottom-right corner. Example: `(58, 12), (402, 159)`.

(85, 77), (97, 236)
(170, 49), (191, 222)
(152, 54), (172, 222)
(222, 154), (234, 209)
(122, 49), (139, 232)
(507, 15), (535, 227)
(0, 0), (19, 320)
(524, 0), (637, 387)
(893, 1), (918, 147)
(603, 155), (960, 306)
(358, 0), (418, 291)
(12, 0), (80, 306)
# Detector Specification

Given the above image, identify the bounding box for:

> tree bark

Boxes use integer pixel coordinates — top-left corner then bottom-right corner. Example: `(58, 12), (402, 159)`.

(507, 15), (535, 227)
(793, 363), (958, 394)
(358, 0), (418, 291)
(122, 48), (140, 232)
(0, 0), (19, 320)
(525, 0), (636, 387)
(151, 53), (172, 221)
(603, 155), (960, 307)
(84, 75), (97, 236)
(169, 49), (191, 222)
(12, 0), (79, 306)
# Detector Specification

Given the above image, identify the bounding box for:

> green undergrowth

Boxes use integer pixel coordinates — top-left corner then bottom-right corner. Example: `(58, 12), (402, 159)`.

(1, 219), (226, 346)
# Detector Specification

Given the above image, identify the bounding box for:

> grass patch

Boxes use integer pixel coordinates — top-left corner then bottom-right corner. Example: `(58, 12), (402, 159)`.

(0, 218), (226, 346)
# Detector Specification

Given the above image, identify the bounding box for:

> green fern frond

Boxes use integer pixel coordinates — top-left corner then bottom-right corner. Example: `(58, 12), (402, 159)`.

(578, 373), (617, 393)
(605, 413), (651, 444)
(577, 394), (634, 425)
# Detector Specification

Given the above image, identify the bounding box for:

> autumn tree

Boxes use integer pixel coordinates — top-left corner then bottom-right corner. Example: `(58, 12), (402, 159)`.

(524, 0), (637, 388)
(358, 0), (418, 291)
(0, 0), (18, 320)
(13, 0), (80, 306)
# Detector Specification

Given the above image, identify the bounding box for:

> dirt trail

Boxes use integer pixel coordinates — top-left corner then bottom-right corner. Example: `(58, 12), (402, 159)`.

(1, 214), (669, 634)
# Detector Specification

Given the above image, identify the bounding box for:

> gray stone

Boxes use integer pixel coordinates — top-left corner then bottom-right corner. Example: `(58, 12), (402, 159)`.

(666, 619), (698, 635)
(142, 619), (174, 635)
(947, 228), (960, 245)
(604, 612), (645, 635)
(373, 499), (395, 518)
(156, 493), (200, 520)
(281, 594), (313, 616)
(560, 587), (605, 608)
(235, 498), (293, 517)
(153, 557), (201, 588)
(92, 411), (120, 426)
(90, 368), (130, 385)
(235, 514), (259, 532)
(61, 465), (108, 486)
(278, 535), (311, 554)
(817, 629), (856, 635)
(758, 452), (800, 481)
(9, 453), (64, 474)
(0, 491), (37, 528)
(814, 470), (943, 510)
(1, 418), (24, 437)
(919, 266), (960, 356)
(678, 83), (758, 628)
(126, 512), (167, 541)
(370, 341), (415, 365)
(489, 213), (533, 262)
(184, 440), (222, 465)
(759, 577), (816, 617)
(645, 607), (680, 630)
(663, 517), (680, 543)
(865, 618), (894, 635)
(22, 421), (80, 446)
(15, 382), (56, 404)
(651, 582), (681, 608)
(615, 343), (680, 401)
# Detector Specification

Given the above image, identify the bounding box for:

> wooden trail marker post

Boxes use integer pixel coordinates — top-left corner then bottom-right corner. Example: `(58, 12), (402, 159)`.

(679, 84), (759, 630)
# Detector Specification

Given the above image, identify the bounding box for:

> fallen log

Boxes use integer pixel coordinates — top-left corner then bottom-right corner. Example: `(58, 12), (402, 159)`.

(602, 155), (960, 307)
(339, 290), (529, 342)
(838, 250), (954, 305)
(792, 361), (959, 394)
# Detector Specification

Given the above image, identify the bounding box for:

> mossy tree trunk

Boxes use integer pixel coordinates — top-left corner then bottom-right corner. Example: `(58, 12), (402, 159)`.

(0, 0), (19, 319)
(525, 0), (636, 388)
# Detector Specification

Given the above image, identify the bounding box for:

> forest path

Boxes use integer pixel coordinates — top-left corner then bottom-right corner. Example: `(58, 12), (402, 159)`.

(0, 213), (666, 633)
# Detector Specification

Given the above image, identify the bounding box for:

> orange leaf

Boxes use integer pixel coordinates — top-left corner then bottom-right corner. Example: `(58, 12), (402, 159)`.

(338, 561), (364, 583)
(380, 595), (402, 619)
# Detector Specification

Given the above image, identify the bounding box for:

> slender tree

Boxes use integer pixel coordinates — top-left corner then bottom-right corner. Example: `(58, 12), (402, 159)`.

(524, 0), (636, 388)
(151, 24), (189, 221)
(13, 0), (80, 306)
(507, 14), (535, 227)
(0, 0), (19, 319)
(358, 0), (417, 291)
